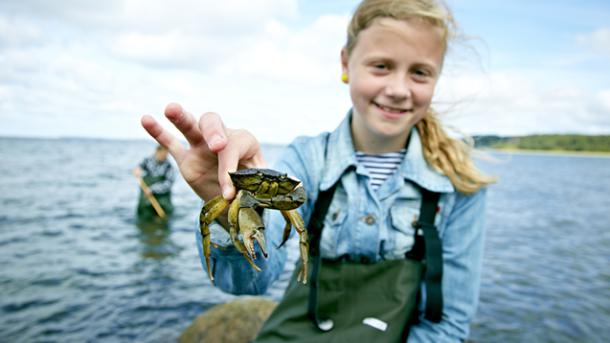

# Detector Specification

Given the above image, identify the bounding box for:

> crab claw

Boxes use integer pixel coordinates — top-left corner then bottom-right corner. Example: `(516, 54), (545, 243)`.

(244, 228), (268, 260)
(238, 207), (268, 260)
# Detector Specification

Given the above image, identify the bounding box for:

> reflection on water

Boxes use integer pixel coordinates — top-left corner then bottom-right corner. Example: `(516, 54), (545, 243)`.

(135, 216), (179, 260)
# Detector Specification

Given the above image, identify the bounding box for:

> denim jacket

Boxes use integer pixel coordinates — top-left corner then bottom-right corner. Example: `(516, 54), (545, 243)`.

(197, 113), (487, 343)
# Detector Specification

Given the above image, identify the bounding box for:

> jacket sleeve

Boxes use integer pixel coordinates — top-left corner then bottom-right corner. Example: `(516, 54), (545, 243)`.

(408, 189), (487, 343)
(196, 137), (319, 295)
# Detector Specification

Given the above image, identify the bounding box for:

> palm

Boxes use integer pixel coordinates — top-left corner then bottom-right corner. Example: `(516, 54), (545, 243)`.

(178, 144), (221, 201)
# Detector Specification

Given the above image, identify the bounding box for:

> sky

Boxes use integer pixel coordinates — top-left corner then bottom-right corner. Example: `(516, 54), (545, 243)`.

(1, 0), (609, 144)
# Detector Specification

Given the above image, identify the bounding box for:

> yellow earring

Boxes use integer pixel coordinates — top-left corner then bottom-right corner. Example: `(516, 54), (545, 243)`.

(341, 73), (349, 84)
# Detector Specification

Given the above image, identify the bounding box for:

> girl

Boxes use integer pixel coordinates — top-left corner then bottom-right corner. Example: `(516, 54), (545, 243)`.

(141, 0), (494, 341)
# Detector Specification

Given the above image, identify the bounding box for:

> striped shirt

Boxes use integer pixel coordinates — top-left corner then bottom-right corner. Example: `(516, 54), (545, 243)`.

(355, 149), (406, 190)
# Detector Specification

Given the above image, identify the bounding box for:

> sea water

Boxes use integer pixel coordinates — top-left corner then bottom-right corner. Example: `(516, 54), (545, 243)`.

(0, 137), (608, 342)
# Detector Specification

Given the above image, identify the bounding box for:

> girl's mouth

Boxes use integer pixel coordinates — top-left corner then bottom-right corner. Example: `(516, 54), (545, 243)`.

(374, 102), (411, 118)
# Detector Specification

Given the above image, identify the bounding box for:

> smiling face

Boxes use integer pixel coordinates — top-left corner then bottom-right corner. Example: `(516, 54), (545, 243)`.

(342, 17), (445, 153)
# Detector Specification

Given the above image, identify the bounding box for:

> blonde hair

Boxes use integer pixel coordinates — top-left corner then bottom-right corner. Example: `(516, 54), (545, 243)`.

(346, 0), (495, 194)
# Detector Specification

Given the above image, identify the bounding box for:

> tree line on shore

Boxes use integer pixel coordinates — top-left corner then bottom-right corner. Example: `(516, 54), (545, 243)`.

(473, 134), (610, 152)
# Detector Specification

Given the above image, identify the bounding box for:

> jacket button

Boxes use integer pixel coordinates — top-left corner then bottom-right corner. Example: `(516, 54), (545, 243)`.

(364, 215), (376, 225)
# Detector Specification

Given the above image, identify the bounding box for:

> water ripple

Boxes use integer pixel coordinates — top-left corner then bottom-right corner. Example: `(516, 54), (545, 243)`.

(1, 140), (609, 342)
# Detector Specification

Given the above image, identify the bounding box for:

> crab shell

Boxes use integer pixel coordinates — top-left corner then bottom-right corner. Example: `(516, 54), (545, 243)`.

(229, 168), (301, 194)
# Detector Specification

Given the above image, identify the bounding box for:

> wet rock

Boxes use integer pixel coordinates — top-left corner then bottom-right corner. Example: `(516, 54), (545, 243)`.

(179, 297), (277, 343)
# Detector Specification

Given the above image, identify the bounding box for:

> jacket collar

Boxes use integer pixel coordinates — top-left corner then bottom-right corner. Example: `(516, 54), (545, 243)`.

(400, 125), (455, 193)
(320, 110), (454, 193)
(320, 112), (358, 190)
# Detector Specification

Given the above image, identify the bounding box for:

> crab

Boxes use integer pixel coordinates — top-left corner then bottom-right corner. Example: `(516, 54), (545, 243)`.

(199, 168), (309, 284)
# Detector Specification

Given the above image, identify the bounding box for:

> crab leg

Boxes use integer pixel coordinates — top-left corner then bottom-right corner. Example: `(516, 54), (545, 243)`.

(199, 195), (230, 284)
(228, 191), (263, 272)
(281, 209), (309, 284)
(278, 211), (293, 248)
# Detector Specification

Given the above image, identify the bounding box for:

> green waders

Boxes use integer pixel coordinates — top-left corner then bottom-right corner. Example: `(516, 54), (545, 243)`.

(255, 258), (423, 342)
(254, 183), (442, 342)
(137, 174), (174, 221)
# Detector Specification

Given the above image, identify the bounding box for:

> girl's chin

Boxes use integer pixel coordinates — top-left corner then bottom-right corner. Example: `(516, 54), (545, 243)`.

(370, 122), (412, 139)
(353, 108), (415, 136)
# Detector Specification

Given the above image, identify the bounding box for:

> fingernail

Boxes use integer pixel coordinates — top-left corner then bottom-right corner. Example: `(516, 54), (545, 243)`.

(222, 188), (232, 199)
(208, 135), (223, 149)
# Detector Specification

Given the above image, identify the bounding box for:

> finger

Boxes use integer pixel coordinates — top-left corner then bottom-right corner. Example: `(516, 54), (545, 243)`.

(164, 103), (204, 147)
(141, 115), (186, 162)
(199, 112), (228, 152)
(216, 130), (263, 199)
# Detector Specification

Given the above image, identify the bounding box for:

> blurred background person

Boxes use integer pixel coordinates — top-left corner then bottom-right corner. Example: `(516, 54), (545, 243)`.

(133, 145), (176, 220)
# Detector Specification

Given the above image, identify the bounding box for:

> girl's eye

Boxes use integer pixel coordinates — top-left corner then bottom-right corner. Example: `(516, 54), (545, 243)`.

(374, 63), (388, 70)
(368, 62), (390, 74)
(412, 68), (431, 81)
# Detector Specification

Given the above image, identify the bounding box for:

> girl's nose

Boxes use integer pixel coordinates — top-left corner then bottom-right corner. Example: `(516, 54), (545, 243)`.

(384, 74), (410, 100)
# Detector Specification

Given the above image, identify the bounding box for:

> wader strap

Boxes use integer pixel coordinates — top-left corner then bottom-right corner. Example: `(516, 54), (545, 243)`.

(307, 184), (338, 330)
(417, 189), (443, 323)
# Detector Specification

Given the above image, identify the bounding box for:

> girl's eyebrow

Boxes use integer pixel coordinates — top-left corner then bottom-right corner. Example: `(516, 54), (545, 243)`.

(362, 56), (439, 73)
(361, 54), (394, 63)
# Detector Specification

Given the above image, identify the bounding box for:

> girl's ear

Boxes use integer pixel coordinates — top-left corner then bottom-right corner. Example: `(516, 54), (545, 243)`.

(340, 48), (349, 75)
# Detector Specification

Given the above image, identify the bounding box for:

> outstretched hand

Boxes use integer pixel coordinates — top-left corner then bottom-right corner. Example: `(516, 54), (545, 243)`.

(141, 103), (265, 202)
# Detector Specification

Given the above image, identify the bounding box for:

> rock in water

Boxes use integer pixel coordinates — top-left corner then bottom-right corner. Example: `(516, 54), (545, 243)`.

(179, 297), (277, 343)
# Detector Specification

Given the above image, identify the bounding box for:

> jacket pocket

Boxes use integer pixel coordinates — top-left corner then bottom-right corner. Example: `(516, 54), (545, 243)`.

(319, 203), (347, 259)
(386, 200), (420, 260)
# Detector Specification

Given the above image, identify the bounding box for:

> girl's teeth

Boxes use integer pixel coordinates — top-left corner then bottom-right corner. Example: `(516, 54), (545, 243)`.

(379, 104), (403, 113)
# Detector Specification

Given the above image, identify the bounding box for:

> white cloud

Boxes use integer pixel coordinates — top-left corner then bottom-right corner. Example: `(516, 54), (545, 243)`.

(437, 68), (610, 135)
(219, 15), (347, 83)
(0, 0), (298, 33)
(0, 1), (609, 142)
(0, 17), (43, 47)
(0, 0), (352, 142)
(110, 31), (200, 67)
(576, 27), (610, 56)
(593, 90), (610, 112)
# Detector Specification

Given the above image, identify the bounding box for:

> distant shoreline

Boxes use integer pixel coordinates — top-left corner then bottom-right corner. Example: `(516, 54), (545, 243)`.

(484, 148), (610, 158)
(3, 135), (610, 158)
(473, 134), (610, 156)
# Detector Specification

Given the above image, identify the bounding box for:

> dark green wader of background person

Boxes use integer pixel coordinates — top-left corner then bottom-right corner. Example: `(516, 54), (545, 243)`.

(254, 183), (441, 343)
(137, 173), (174, 221)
